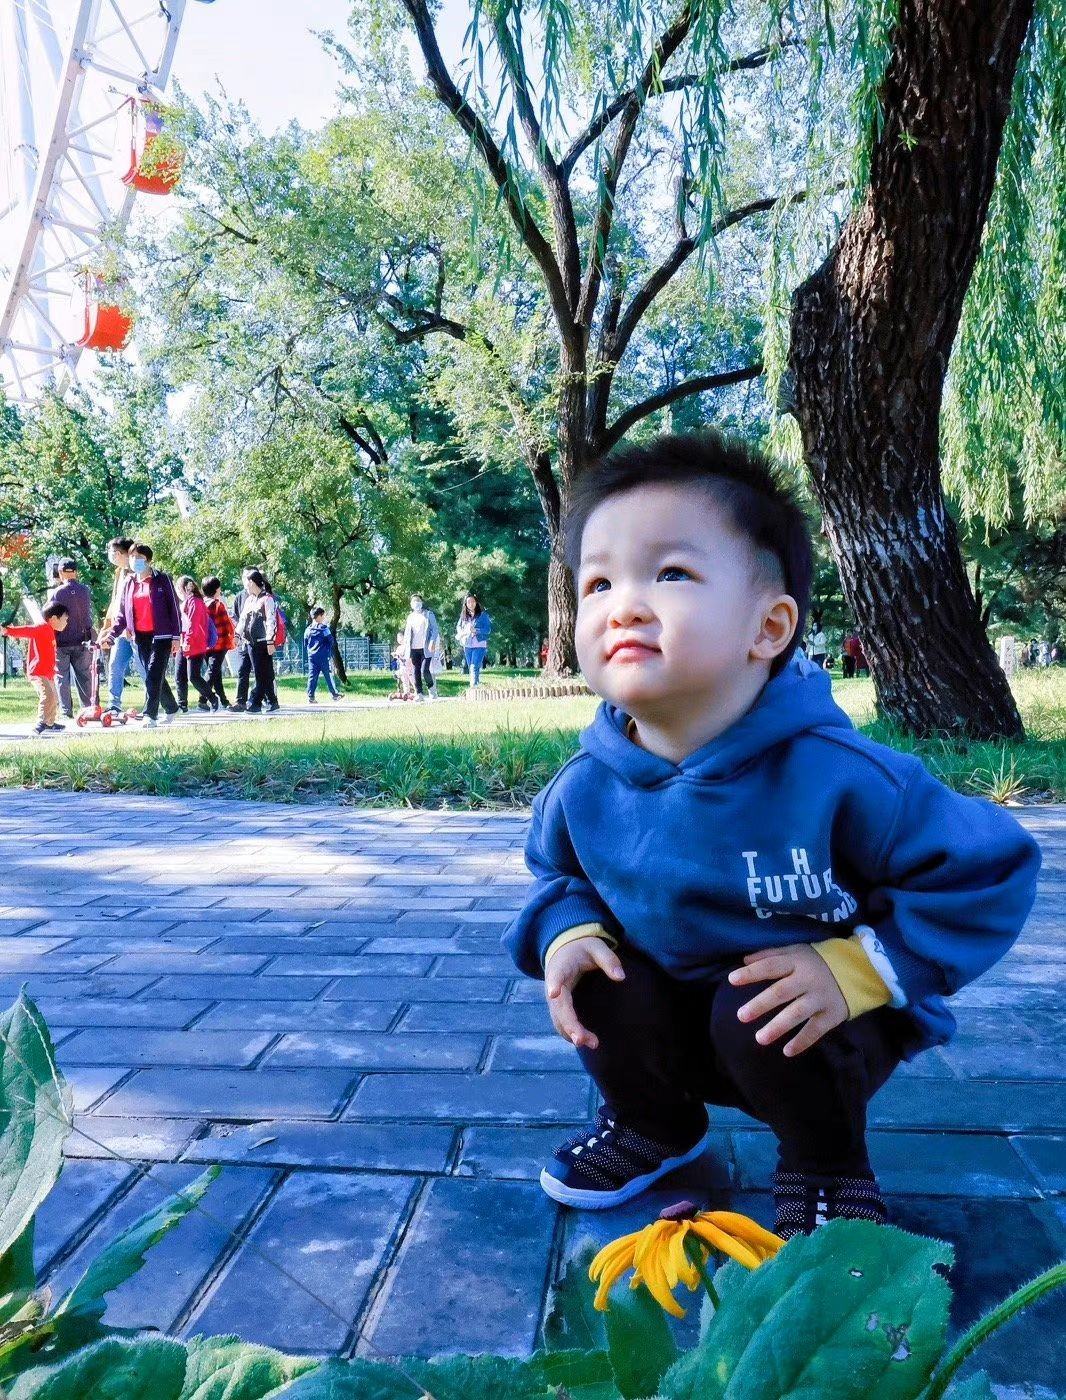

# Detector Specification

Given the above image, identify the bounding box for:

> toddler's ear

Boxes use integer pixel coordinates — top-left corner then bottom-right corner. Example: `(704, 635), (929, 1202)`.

(750, 594), (798, 663)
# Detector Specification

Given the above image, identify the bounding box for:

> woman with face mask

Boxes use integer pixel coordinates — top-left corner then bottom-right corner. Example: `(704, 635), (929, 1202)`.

(118, 543), (182, 728)
(401, 593), (441, 701)
(234, 570), (280, 714)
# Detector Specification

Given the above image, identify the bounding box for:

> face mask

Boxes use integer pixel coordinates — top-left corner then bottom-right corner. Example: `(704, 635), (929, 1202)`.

(132, 559), (148, 575)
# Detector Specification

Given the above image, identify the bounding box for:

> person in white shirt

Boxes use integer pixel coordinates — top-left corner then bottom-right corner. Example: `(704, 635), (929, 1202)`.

(401, 594), (442, 701)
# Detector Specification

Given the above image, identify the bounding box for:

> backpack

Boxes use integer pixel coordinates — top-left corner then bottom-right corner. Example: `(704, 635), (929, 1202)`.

(205, 613), (219, 651)
(273, 604), (288, 648)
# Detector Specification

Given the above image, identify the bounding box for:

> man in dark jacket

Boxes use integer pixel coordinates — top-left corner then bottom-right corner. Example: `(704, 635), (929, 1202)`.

(229, 566), (256, 711)
(49, 559), (95, 717)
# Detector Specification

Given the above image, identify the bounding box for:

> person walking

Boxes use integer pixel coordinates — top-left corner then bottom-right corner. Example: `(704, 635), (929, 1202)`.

(118, 543), (181, 728)
(841, 630), (859, 680)
(455, 592), (492, 688)
(99, 537), (145, 717)
(806, 611), (828, 670)
(202, 577), (235, 710)
(229, 567), (257, 711)
(235, 570), (280, 714)
(304, 607), (341, 703)
(175, 577), (217, 711)
(401, 593), (441, 702)
(48, 559), (95, 718)
(0, 603), (69, 734)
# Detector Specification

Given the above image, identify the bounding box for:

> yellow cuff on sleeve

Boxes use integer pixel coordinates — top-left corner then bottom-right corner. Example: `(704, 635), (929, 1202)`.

(543, 923), (616, 971)
(813, 934), (892, 1019)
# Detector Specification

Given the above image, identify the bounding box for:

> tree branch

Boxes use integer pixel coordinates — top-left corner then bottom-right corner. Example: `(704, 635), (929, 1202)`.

(562, 44), (785, 175)
(601, 362), (763, 453)
(575, 3), (695, 330)
(398, 0), (577, 346)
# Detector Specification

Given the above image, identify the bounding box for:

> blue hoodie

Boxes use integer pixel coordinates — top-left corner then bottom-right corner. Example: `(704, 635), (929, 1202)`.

(502, 657), (1040, 1053)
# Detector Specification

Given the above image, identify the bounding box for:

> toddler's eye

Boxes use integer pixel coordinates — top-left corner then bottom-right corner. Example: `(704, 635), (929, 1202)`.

(658, 567), (691, 582)
(584, 578), (610, 595)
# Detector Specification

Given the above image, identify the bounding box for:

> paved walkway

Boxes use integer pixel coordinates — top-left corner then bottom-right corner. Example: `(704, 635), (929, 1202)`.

(0, 792), (1062, 1389)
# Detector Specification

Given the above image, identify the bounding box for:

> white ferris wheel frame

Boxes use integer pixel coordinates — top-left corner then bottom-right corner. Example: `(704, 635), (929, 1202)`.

(0, 0), (190, 405)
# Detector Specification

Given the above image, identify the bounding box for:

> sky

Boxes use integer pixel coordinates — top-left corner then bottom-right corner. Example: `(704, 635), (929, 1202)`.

(171, 0), (468, 133)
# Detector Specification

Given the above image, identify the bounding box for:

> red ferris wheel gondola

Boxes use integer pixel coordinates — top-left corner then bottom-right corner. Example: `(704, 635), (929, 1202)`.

(115, 97), (185, 196)
(71, 273), (133, 352)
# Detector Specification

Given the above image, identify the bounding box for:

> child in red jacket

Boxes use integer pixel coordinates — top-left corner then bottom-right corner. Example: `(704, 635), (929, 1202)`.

(1, 603), (70, 734)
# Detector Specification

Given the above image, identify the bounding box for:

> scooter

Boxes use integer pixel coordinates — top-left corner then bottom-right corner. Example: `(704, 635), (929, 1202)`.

(76, 644), (128, 728)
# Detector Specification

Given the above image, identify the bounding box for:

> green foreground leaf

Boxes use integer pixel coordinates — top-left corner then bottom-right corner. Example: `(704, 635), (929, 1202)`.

(542, 1239), (608, 1353)
(178, 1334), (319, 1399)
(8, 1336), (188, 1399)
(603, 1276), (678, 1399)
(662, 1220), (954, 1400)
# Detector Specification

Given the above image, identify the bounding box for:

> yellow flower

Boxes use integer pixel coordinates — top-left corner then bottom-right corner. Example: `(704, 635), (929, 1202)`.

(589, 1203), (783, 1318)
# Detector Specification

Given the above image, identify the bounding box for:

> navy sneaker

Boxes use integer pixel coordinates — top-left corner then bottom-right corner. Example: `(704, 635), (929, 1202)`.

(540, 1107), (709, 1209)
(772, 1171), (888, 1239)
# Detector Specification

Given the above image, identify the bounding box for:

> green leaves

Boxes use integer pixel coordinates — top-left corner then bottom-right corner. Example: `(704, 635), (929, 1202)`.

(177, 1336), (319, 1399)
(542, 1240), (607, 1353)
(603, 1272), (677, 1399)
(9, 1337), (189, 1400)
(662, 1221), (954, 1400)
(0, 994), (72, 1266)
(57, 1167), (221, 1325)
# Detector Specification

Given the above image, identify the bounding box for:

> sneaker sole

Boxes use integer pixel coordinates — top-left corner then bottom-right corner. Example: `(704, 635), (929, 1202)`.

(538, 1134), (710, 1210)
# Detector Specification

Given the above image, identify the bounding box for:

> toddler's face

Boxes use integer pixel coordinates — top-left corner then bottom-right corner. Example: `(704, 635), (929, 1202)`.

(575, 483), (783, 715)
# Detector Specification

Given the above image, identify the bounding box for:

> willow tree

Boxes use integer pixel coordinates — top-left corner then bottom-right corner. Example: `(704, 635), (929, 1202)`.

(392, 0), (1063, 733)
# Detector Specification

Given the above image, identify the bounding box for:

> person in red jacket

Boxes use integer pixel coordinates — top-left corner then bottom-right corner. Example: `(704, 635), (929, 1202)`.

(202, 576), (235, 711)
(175, 577), (216, 712)
(1, 603), (69, 734)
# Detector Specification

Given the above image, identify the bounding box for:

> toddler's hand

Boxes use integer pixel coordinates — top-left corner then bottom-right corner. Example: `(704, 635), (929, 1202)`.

(728, 943), (848, 1058)
(544, 936), (625, 1051)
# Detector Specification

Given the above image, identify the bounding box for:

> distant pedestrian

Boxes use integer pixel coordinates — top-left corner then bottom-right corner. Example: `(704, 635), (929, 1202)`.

(0, 603), (69, 734)
(841, 631), (860, 680)
(175, 577), (217, 711)
(235, 569), (280, 714)
(229, 566), (257, 711)
(806, 611), (827, 670)
(118, 542), (181, 729)
(202, 577), (235, 710)
(304, 607), (340, 703)
(99, 537), (146, 717)
(48, 558), (95, 718)
(539, 638), (549, 669)
(402, 593), (441, 702)
(455, 593), (492, 688)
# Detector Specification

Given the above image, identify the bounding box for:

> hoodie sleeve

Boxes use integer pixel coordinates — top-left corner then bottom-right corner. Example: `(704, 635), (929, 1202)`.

(502, 780), (620, 978)
(854, 762), (1041, 1008)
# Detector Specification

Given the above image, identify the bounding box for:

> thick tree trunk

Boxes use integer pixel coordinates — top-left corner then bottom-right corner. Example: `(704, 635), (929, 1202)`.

(789, 0), (1032, 739)
(329, 585), (348, 685)
(545, 535), (579, 676)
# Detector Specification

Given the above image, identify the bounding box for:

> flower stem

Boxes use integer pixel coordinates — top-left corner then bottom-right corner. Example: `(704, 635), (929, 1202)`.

(683, 1234), (720, 1311)
(924, 1261), (1066, 1400)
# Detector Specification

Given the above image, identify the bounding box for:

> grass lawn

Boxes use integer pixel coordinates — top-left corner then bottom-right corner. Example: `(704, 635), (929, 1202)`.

(1, 667), (1064, 808)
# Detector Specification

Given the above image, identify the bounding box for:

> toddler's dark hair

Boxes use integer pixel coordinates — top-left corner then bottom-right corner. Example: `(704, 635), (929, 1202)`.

(563, 431), (812, 676)
(202, 576), (221, 598)
(42, 602), (68, 620)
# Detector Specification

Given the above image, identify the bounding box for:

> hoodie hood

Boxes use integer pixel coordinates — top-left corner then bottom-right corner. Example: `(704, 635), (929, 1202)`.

(580, 654), (853, 788)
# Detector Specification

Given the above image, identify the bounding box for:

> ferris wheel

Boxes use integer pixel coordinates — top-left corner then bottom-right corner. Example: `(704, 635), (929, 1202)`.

(0, 0), (213, 405)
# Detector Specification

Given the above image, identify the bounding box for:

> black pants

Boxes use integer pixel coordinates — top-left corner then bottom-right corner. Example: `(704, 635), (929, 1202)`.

(175, 654), (213, 708)
(842, 655), (856, 679)
(409, 648), (433, 695)
(235, 648), (253, 706)
(572, 945), (904, 1176)
(248, 641), (278, 709)
(206, 652), (230, 708)
(134, 633), (178, 720)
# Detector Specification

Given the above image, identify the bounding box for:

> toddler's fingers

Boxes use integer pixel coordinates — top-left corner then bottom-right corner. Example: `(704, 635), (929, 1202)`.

(547, 985), (597, 1050)
(754, 994), (815, 1046)
(783, 1010), (837, 1058)
(730, 954), (792, 985)
(590, 943), (625, 981)
(735, 976), (798, 1023)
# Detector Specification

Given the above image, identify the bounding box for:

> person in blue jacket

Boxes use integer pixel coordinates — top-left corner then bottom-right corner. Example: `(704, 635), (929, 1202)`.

(502, 431), (1040, 1237)
(304, 607), (340, 703)
(455, 593), (492, 687)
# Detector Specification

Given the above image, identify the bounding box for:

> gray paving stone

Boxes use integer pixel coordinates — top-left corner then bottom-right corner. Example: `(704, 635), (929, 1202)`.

(99, 952), (272, 976)
(100, 1068), (357, 1120)
(63, 1114), (201, 1162)
(264, 1032), (486, 1070)
(0, 974), (159, 1000)
(166, 920), (316, 937)
(183, 1121), (455, 1172)
(15, 919), (179, 939)
(0, 935), (75, 954)
(345, 1071), (589, 1122)
(321, 976), (509, 1003)
(52, 934), (220, 954)
(143, 975), (333, 1000)
(47, 1164), (276, 1333)
(398, 1002), (551, 1033)
(0, 951), (115, 973)
(432, 954), (521, 977)
(34, 998), (211, 1029)
(194, 1001), (400, 1033)
(1012, 1135), (1066, 1192)
(68, 1067), (131, 1112)
(869, 1079), (1066, 1132)
(488, 1035), (578, 1072)
(366, 1179), (556, 1358)
(58, 1029), (275, 1068)
(940, 1043), (1066, 1079)
(33, 1157), (135, 1273)
(186, 1171), (414, 1352)
(357, 937), (462, 954)
(263, 954), (434, 978)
